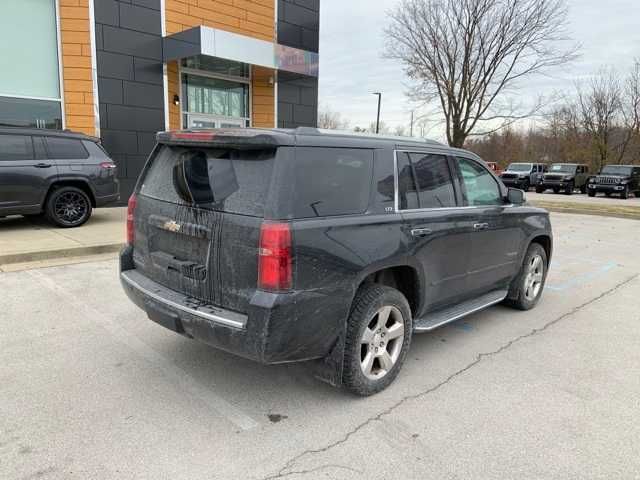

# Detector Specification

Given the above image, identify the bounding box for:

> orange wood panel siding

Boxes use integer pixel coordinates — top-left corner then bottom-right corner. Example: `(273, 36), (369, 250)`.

(251, 66), (275, 128)
(167, 61), (181, 130)
(165, 0), (276, 130)
(59, 0), (96, 136)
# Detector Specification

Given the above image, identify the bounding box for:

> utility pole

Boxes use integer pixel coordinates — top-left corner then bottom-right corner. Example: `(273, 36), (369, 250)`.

(373, 92), (382, 134)
(410, 110), (414, 137)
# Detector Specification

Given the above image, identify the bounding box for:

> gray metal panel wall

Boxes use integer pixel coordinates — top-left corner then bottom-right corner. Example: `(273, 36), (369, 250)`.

(277, 0), (319, 128)
(94, 0), (164, 200)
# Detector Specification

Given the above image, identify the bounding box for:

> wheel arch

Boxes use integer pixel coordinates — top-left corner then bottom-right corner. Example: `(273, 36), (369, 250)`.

(44, 179), (97, 208)
(529, 234), (552, 265)
(356, 264), (421, 318)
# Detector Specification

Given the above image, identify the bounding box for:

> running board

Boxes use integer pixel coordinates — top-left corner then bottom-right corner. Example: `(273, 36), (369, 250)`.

(413, 289), (508, 333)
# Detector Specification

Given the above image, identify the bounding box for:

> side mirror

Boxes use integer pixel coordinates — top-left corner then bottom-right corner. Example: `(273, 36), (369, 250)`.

(507, 187), (525, 205)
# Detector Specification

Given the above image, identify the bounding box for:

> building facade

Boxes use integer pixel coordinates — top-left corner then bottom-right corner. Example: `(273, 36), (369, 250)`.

(0, 0), (319, 198)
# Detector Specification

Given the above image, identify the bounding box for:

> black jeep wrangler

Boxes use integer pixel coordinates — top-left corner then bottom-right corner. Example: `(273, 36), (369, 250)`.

(587, 165), (640, 199)
(120, 128), (553, 395)
(536, 163), (590, 195)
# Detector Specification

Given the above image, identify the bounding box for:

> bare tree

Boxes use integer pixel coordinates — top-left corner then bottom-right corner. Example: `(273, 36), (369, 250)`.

(576, 68), (631, 169)
(625, 59), (640, 138)
(385, 0), (578, 147)
(317, 105), (350, 130)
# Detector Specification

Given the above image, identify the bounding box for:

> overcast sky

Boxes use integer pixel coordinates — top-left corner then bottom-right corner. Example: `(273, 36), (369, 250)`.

(318, 0), (640, 141)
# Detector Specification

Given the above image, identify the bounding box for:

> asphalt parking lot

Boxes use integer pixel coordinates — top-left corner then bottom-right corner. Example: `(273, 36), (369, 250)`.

(2, 212), (639, 480)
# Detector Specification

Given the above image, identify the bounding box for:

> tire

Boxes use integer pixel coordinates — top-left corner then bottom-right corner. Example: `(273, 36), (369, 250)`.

(553, 187), (560, 194)
(621, 186), (629, 200)
(522, 180), (530, 192)
(504, 243), (548, 311)
(45, 186), (92, 228)
(564, 181), (574, 195)
(580, 184), (587, 194)
(588, 190), (596, 197)
(535, 185), (544, 194)
(343, 284), (412, 396)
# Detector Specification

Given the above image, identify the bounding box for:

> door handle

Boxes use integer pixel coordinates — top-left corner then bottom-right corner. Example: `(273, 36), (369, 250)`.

(411, 228), (433, 237)
(34, 163), (52, 168)
(473, 223), (490, 230)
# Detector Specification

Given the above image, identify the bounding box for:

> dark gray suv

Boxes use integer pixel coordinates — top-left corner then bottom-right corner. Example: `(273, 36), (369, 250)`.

(0, 128), (119, 227)
(120, 128), (553, 395)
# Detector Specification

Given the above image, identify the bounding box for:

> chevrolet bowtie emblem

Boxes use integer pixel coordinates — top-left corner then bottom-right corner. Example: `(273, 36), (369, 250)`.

(163, 220), (181, 233)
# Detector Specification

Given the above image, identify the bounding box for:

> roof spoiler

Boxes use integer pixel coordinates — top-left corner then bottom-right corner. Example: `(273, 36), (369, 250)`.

(156, 129), (292, 149)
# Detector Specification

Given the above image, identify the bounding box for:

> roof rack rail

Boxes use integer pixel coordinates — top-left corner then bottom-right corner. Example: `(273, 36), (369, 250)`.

(293, 127), (443, 145)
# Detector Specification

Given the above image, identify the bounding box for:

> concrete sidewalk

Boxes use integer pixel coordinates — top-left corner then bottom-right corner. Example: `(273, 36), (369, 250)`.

(0, 208), (126, 269)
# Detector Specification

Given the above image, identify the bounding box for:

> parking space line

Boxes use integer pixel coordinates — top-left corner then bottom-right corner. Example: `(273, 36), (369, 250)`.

(27, 269), (259, 431)
(546, 260), (617, 292)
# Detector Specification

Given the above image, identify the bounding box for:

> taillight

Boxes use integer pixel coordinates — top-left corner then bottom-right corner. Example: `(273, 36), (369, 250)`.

(126, 194), (137, 245)
(100, 162), (116, 170)
(258, 222), (292, 291)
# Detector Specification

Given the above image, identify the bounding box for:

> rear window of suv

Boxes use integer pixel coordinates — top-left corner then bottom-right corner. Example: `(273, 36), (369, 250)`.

(140, 145), (275, 217)
(286, 147), (373, 218)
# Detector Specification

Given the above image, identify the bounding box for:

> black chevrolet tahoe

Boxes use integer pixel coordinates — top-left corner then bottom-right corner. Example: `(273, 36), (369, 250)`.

(120, 128), (553, 395)
(587, 165), (640, 199)
(0, 127), (119, 227)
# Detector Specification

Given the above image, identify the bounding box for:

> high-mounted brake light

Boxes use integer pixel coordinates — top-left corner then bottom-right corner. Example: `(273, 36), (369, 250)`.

(126, 194), (137, 245)
(258, 222), (292, 291)
(171, 132), (217, 141)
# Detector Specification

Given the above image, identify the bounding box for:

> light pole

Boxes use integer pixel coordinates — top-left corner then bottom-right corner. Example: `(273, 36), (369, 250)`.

(373, 92), (382, 134)
(410, 110), (414, 137)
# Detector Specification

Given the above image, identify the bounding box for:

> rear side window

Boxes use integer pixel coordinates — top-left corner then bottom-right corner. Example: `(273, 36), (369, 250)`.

(289, 147), (373, 218)
(0, 134), (34, 160)
(45, 137), (88, 159)
(140, 145), (275, 217)
(397, 152), (456, 210)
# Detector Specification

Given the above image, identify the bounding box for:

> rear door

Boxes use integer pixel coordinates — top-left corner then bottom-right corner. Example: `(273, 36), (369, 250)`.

(0, 133), (56, 212)
(44, 135), (91, 175)
(398, 151), (473, 310)
(453, 156), (522, 295)
(132, 143), (276, 313)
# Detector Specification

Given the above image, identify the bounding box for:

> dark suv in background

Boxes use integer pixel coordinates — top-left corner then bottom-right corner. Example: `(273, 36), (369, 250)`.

(120, 128), (553, 395)
(500, 163), (547, 191)
(0, 128), (119, 227)
(536, 163), (590, 195)
(588, 165), (640, 199)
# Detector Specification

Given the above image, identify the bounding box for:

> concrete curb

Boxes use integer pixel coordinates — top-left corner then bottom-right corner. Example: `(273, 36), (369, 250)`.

(530, 202), (640, 221)
(0, 243), (124, 266)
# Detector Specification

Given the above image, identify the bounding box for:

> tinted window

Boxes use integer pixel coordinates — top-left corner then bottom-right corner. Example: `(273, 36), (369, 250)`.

(0, 134), (34, 160)
(290, 148), (373, 218)
(45, 137), (88, 159)
(408, 153), (456, 208)
(396, 153), (419, 210)
(140, 145), (275, 217)
(457, 157), (503, 206)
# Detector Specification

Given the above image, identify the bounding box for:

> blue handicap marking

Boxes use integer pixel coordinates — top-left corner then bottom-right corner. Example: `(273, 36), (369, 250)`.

(546, 261), (617, 292)
(453, 321), (474, 332)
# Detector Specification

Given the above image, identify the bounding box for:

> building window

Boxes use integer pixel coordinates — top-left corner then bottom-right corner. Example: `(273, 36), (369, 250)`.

(180, 56), (250, 129)
(0, 0), (63, 129)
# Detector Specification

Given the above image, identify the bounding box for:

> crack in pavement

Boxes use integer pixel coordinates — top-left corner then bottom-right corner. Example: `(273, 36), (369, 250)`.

(260, 274), (639, 480)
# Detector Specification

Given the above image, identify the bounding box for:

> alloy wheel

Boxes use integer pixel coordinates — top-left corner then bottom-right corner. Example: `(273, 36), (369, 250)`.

(54, 191), (88, 226)
(523, 254), (544, 301)
(360, 306), (405, 380)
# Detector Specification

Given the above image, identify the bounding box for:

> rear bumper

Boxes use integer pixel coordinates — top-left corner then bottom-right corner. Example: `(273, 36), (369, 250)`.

(95, 192), (120, 207)
(119, 247), (346, 364)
